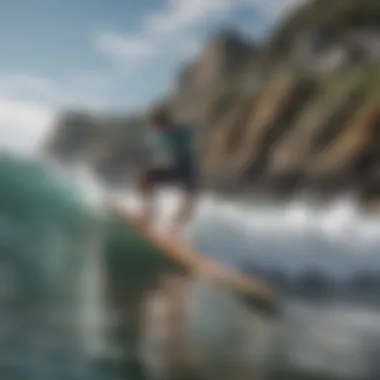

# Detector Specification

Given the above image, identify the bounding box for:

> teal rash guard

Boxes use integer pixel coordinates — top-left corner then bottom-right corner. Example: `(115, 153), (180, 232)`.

(146, 124), (196, 172)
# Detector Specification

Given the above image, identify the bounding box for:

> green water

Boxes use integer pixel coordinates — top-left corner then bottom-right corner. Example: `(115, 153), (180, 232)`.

(0, 154), (95, 309)
(0, 152), (183, 294)
(106, 214), (185, 291)
(0, 153), (178, 379)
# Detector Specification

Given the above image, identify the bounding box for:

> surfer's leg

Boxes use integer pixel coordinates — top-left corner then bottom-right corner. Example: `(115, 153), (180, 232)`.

(138, 167), (176, 225)
(138, 170), (155, 225)
(169, 172), (199, 235)
(171, 191), (197, 235)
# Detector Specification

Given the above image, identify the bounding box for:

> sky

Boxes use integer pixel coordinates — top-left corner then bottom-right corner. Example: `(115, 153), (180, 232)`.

(0, 0), (307, 155)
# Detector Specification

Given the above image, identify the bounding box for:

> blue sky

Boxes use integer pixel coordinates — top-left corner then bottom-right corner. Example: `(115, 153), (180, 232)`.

(0, 0), (306, 154)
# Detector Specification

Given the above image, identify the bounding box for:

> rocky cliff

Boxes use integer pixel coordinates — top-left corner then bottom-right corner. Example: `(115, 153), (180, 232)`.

(175, 30), (256, 95)
(45, 0), (380, 204)
(256, 0), (380, 71)
(45, 111), (149, 183)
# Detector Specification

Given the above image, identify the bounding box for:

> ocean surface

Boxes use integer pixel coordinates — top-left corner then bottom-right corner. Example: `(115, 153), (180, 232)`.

(1, 155), (380, 379)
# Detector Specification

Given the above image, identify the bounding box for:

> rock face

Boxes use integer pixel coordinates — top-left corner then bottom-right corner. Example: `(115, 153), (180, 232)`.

(45, 112), (98, 164)
(176, 30), (256, 94)
(44, 0), (380, 204)
(45, 112), (149, 183)
(256, 0), (380, 71)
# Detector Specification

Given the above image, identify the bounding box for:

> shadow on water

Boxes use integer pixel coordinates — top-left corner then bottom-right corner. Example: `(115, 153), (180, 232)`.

(1, 155), (380, 379)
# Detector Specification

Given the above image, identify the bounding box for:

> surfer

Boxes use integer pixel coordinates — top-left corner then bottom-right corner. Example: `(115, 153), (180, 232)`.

(137, 106), (199, 234)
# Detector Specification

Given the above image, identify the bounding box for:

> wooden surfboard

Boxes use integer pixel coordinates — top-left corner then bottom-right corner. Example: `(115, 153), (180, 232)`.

(110, 202), (278, 316)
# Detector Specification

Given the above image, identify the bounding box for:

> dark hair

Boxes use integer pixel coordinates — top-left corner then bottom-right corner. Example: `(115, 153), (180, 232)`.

(149, 106), (172, 125)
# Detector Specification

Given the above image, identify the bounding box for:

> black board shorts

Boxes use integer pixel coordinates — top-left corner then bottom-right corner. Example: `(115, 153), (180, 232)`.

(143, 164), (198, 192)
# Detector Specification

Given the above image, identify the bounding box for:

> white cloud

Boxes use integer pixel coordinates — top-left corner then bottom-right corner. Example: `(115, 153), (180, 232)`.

(0, 71), (111, 109)
(94, 0), (233, 68)
(0, 70), (111, 155)
(0, 97), (53, 155)
(0, 73), (59, 103)
(96, 31), (153, 62)
(145, 0), (234, 34)
(95, 0), (308, 67)
(0, 74), (55, 155)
